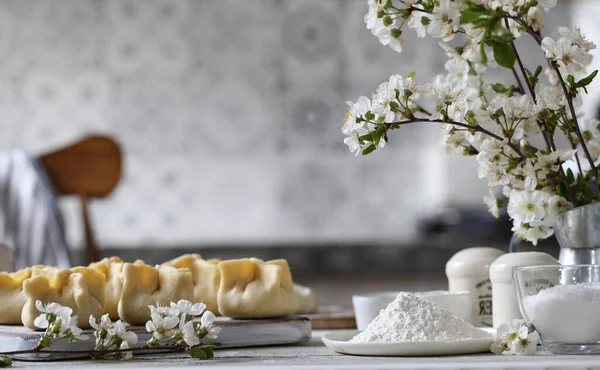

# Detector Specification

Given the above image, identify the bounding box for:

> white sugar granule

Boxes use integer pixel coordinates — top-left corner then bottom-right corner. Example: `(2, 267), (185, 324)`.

(351, 292), (490, 343)
(523, 283), (600, 343)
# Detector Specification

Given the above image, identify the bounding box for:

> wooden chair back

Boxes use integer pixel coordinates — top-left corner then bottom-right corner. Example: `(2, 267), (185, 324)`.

(38, 136), (122, 264)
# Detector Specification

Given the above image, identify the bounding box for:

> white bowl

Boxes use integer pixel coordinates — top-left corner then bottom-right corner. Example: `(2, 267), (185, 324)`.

(352, 290), (473, 330)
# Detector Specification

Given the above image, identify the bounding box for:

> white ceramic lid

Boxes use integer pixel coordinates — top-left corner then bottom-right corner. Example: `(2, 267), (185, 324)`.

(489, 252), (559, 283)
(445, 247), (506, 278)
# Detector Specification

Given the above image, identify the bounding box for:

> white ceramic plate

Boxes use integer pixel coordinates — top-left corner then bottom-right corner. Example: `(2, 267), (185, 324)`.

(322, 330), (493, 357)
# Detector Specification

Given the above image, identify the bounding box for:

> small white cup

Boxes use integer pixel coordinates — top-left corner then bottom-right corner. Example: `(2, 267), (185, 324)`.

(352, 290), (473, 330)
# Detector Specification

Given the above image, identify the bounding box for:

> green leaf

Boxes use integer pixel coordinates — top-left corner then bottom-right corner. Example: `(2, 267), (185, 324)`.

(577, 70), (598, 87)
(407, 71), (416, 78)
(556, 183), (566, 197)
(567, 74), (576, 86)
(492, 42), (515, 69)
(187, 345), (215, 360)
(361, 144), (376, 155)
(491, 83), (508, 93)
(0, 356), (11, 368)
(460, 8), (488, 24)
(567, 168), (575, 184)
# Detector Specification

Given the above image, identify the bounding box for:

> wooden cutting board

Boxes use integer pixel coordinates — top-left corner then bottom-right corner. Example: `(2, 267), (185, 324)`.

(307, 306), (356, 330)
(0, 316), (311, 361)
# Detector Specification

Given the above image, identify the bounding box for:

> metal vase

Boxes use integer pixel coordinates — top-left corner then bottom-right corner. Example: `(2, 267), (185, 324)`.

(554, 203), (600, 265)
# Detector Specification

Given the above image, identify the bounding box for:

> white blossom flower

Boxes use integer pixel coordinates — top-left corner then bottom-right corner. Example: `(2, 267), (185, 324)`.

(89, 314), (112, 332)
(34, 301), (73, 329)
(200, 311), (222, 339)
(541, 37), (589, 74)
(483, 189), (500, 218)
(520, 221), (555, 244)
(440, 127), (470, 155)
(111, 320), (138, 347)
(181, 321), (200, 347)
(537, 85), (566, 111)
(510, 331), (540, 355)
(148, 303), (179, 317)
(427, 77), (468, 121)
(549, 194), (573, 216)
(374, 25), (404, 53)
(507, 190), (548, 224)
(174, 300), (206, 318)
(60, 315), (89, 341)
(343, 96), (371, 134)
(145, 312), (179, 340)
(364, 0), (384, 30)
(492, 318), (539, 355)
(372, 81), (399, 123)
(427, 0), (462, 41)
(344, 127), (368, 156)
(554, 27), (596, 52)
(496, 319), (528, 346)
(407, 9), (428, 38)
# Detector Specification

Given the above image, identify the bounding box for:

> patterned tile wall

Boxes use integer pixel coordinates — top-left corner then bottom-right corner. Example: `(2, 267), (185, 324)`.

(0, 0), (572, 248)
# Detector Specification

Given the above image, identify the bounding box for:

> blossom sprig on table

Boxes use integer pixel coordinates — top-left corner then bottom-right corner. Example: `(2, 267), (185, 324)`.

(491, 319), (540, 355)
(0, 300), (221, 365)
(345, 0), (600, 245)
(145, 300), (221, 359)
(89, 314), (138, 360)
(34, 300), (89, 348)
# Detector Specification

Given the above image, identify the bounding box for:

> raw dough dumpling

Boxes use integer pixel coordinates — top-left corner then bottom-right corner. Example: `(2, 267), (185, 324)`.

(0, 268), (32, 324)
(163, 254), (221, 314)
(89, 257), (145, 319)
(21, 267), (105, 329)
(217, 258), (299, 319)
(293, 284), (317, 314)
(118, 263), (194, 325)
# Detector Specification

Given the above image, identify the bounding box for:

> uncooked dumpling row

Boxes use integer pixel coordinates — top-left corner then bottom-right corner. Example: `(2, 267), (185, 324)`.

(0, 254), (316, 328)
(218, 258), (299, 319)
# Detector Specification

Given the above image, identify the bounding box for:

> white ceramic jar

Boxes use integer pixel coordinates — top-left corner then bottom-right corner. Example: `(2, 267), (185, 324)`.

(445, 247), (505, 327)
(489, 252), (559, 328)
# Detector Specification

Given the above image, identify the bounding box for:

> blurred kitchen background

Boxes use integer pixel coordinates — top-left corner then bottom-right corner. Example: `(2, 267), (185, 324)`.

(0, 0), (598, 304)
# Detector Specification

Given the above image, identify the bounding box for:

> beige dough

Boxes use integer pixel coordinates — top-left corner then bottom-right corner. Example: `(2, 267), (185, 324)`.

(217, 258), (298, 319)
(163, 254), (221, 314)
(89, 257), (145, 319)
(0, 268), (33, 324)
(117, 263), (194, 325)
(21, 267), (105, 329)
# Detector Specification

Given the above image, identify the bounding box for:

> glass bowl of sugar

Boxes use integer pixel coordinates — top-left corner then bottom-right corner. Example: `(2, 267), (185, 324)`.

(513, 264), (600, 354)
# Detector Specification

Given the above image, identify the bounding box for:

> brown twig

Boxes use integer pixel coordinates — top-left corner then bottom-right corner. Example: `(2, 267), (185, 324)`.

(1, 345), (185, 357)
(383, 119), (526, 159)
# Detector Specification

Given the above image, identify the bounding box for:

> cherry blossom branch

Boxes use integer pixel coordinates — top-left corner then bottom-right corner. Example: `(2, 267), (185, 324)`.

(1, 345), (185, 357)
(508, 15), (599, 179)
(383, 119), (526, 159)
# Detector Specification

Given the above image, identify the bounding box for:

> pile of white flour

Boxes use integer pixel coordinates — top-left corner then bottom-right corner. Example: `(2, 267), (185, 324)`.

(523, 283), (600, 343)
(351, 292), (490, 343)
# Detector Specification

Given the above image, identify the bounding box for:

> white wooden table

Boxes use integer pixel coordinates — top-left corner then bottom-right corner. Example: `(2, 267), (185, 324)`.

(10, 331), (600, 369)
